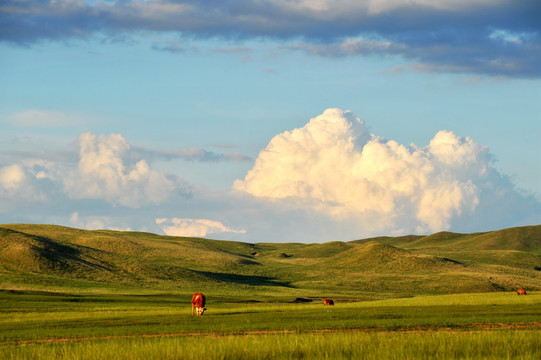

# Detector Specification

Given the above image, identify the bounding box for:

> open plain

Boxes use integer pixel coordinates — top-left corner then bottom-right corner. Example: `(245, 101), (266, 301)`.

(1, 224), (540, 359)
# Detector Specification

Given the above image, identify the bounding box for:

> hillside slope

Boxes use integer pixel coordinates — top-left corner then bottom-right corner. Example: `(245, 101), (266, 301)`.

(1, 224), (540, 297)
(370, 226), (541, 253)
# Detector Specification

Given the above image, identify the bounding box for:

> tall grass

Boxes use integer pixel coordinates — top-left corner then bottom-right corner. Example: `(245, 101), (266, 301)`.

(2, 330), (540, 360)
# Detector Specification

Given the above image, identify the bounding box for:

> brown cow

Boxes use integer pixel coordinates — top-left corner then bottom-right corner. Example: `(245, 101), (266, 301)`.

(323, 299), (334, 306)
(192, 292), (206, 316)
(517, 288), (527, 295)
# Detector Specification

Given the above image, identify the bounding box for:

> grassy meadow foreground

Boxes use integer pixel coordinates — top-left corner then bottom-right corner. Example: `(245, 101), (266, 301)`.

(1, 290), (540, 359)
(1, 224), (540, 358)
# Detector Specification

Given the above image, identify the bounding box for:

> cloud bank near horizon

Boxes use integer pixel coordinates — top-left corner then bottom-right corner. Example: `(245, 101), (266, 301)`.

(156, 218), (246, 237)
(1, 108), (540, 241)
(1, 0), (539, 78)
(0, 128), (254, 238)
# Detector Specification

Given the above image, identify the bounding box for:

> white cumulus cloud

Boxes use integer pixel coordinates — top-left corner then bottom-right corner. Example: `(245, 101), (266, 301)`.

(64, 132), (179, 207)
(0, 163), (49, 211)
(0, 164), (26, 190)
(234, 108), (489, 233)
(156, 218), (247, 237)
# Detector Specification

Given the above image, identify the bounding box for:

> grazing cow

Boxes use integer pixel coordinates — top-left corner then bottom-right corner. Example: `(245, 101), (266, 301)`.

(323, 299), (334, 306)
(517, 289), (527, 295)
(192, 292), (206, 316)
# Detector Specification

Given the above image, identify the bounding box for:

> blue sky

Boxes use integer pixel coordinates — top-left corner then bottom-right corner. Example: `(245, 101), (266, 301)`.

(1, 0), (540, 242)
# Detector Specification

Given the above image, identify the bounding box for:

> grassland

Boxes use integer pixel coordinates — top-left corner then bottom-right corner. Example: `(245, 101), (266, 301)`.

(1, 290), (540, 359)
(0, 224), (540, 358)
(1, 224), (540, 297)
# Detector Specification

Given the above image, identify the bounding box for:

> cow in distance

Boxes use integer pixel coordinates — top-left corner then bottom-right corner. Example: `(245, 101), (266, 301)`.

(192, 292), (206, 316)
(516, 288), (527, 295)
(323, 299), (334, 306)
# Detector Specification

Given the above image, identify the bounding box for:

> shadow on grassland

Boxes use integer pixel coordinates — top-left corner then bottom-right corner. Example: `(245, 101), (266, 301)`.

(193, 270), (294, 287)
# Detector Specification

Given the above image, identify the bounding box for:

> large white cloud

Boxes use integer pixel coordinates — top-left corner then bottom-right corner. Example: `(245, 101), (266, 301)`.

(63, 132), (179, 207)
(234, 108), (489, 233)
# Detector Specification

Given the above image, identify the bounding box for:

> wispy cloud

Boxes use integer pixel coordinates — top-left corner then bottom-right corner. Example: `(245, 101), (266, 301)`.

(289, 32), (541, 78)
(69, 212), (134, 232)
(156, 217), (246, 237)
(133, 147), (253, 163)
(8, 109), (88, 128)
(288, 37), (398, 57)
(211, 46), (252, 54)
(1, 0), (539, 78)
(151, 39), (186, 53)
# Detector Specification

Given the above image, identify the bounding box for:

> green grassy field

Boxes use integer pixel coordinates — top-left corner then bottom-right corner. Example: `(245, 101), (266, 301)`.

(0, 290), (540, 359)
(0, 224), (540, 358)
(3, 331), (540, 360)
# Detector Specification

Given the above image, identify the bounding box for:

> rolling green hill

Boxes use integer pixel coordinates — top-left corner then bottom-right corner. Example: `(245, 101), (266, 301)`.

(1, 224), (540, 299)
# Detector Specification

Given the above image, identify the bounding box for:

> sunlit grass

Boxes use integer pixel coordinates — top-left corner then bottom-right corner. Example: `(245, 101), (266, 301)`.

(351, 291), (541, 307)
(1, 291), (539, 351)
(2, 224), (540, 298)
(2, 330), (540, 360)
